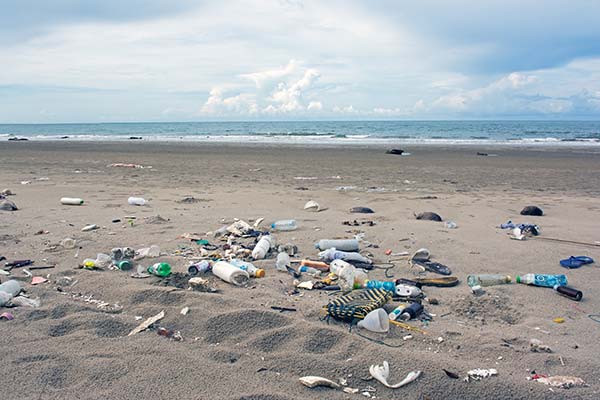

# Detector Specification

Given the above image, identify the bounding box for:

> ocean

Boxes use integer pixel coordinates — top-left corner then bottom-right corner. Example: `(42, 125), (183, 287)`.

(1, 120), (600, 145)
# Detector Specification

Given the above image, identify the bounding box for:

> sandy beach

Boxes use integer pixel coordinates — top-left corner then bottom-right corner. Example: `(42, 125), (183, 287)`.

(1, 141), (600, 400)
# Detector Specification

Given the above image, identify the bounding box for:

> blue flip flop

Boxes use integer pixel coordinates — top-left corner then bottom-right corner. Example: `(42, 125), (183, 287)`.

(560, 256), (595, 269)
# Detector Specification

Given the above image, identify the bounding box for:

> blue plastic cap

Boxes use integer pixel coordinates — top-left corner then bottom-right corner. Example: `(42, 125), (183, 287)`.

(271, 223), (275, 228)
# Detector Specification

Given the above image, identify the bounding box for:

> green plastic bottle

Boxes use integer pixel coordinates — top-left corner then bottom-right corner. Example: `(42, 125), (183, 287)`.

(147, 262), (171, 277)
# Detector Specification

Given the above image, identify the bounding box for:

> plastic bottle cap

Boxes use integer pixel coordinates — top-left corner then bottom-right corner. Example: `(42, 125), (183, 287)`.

(255, 269), (265, 278)
(271, 223), (276, 228)
(516, 276), (521, 283)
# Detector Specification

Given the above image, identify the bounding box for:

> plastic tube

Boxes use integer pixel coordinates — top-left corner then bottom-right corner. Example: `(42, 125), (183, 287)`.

(60, 197), (84, 205)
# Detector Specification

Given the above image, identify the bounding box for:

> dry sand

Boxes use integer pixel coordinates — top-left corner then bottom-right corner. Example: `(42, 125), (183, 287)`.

(1, 141), (600, 400)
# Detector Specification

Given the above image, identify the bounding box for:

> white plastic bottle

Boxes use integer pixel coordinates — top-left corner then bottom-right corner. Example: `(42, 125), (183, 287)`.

(271, 220), (298, 231)
(275, 252), (291, 271)
(314, 239), (359, 252)
(252, 235), (275, 260)
(229, 259), (265, 278)
(212, 261), (250, 286)
(338, 264), (356, 292)
(60, 197), (84, 205)
(128, 197), (147, 206)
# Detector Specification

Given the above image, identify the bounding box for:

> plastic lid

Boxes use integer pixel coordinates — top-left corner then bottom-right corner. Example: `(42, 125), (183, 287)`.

(255, 269), (265, 278)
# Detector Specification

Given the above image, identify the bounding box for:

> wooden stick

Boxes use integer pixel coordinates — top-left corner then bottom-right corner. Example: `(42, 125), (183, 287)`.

(531, 237), (600, 247)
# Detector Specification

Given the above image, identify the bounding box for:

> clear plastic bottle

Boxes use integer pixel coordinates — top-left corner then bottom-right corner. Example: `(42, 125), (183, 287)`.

(319, 248), (371, 264)
(275, 252), (291, 271)
(147, 262), (171, 277)
(516, 274), (567, 288)
(299, 266), (321, 276)
(314, 239), (359, 252)
(229, 259), (265, 278)
(467, 274), (512, 287)
(353, 270), (369, 288)
(95, 253), (113, 269)
(338, 264), (356, 292)
(271, 219), (298, 231)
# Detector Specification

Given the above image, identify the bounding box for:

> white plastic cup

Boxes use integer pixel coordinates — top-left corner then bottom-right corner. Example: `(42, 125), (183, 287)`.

(61, 197), (84, 205)
(128, 197), (146, 206)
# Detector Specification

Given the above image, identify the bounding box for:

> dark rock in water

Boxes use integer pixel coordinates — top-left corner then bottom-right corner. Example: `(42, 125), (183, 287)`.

(416, 211), (442, 221)
(386, 149), (404, 155)
(0, 199), (18, 211)
(129, 136), (142, 140)
(8, 137), (28, 141)
(350, 206), (374, 214)
(60, 136), (69, 139)
(477, 152), (488, 156)
(520, 206), (543, 216)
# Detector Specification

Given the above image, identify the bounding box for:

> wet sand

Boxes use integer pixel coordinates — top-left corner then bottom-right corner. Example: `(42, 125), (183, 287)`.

(1, 141), (600, 399)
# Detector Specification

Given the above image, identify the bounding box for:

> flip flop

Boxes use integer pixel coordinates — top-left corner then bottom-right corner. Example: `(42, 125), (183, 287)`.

(560, 256), (595, 269)
(414, 276), (459, 287)
(411, 259), (452, 275)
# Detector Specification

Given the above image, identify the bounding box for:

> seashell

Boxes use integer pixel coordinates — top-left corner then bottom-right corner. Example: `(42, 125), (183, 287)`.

(299, 376), (341, 389)
(369, 361), (422, 389)
(304, 200), (320, 212)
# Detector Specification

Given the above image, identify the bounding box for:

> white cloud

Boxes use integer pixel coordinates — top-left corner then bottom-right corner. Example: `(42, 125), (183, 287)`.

(307, 101), (322, 110)
(240, 60), (298, 88)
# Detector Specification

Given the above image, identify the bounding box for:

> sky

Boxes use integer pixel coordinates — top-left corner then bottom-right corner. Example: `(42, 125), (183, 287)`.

(1, 0), (600, 123)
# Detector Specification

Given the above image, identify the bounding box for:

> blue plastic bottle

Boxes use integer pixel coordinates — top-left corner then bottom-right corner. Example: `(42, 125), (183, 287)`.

(516, 274), (567, 288)
(365, 280), (396, 291)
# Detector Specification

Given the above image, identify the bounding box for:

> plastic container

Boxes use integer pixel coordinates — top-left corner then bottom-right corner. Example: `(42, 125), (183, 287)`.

(467, 274), (512, 287)
(445, 221), (458, 229)
(60, 197), (84, 205)
(128, 197), (147, 206)
(554, 285), (583, 301)
(516, 274), (567, 288)
(388, 304), (408, 321)
(212, 261), (250, 286)
(147, 262), (171, 277)
(271, 219), (298, 231)
(0, 280), (22, 306)
(229, 259), (265, 278)
(319, 248), (371, 264)
(395, 284), (422, 298)
(275, 252), (291, 271)
(314, 239), (360, 252)
(117, 260), (133, 271)
(330, 259), (352, 276)
(188, 260), (211, 275)
(252, 235), (275, 260)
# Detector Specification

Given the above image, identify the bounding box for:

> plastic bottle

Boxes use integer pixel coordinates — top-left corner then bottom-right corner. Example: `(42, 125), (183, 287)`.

(212, 261), (250, 286)
(95, 253), (113, 269)
(147, 262), (171, 277)
(229, 259), (265, 278)
(554, 285), (583, 301)
(319, 248), (371, 264)
(275, 252), (291, 271)
(397, 303), (423, 321)
(353, 269), (369, 288)
(188, 260), (211, 275)
(365, 280), (396, 291)
(0, 280), (22, 306)
(128, 197), (147, 206)
(60, 197), (84, 205)
(82, 258), (97, 269)
(314, 239), (360, 252)
(252, 235), (275, 260)
(299, 266), (321, 276)
(116, 260), (133, 271)
(338, 264), (356, 292)
(467, 274), (512, 287)
(516, 274), (568, 288)
(271, 219), (298, 231)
